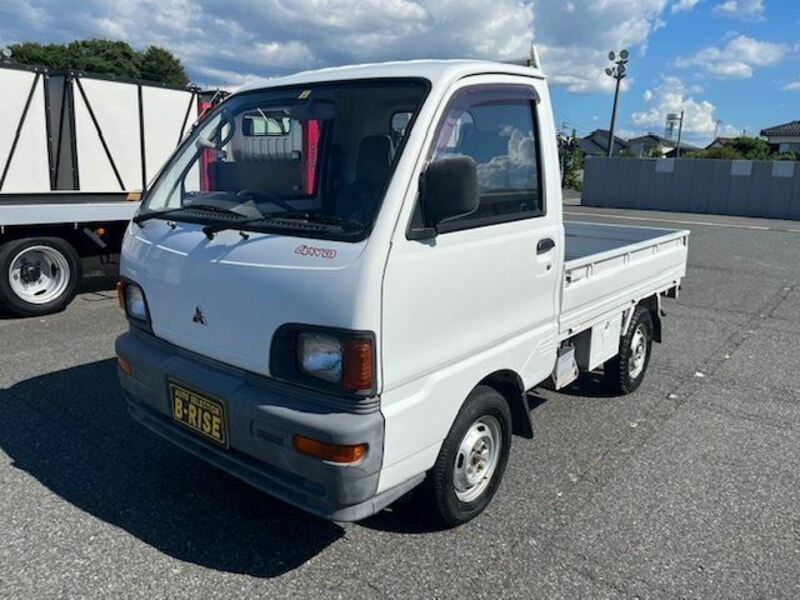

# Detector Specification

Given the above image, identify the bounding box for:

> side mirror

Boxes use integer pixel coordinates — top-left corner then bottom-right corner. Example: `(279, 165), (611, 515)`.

(416, 155), (479, 237)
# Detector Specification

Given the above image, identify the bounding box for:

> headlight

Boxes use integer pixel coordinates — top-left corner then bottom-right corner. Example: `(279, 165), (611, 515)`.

(271, 325), (376, 396)
(125, 285), (147, 320)
(298, 332), (342, 383)
(118, 280), (151, 328)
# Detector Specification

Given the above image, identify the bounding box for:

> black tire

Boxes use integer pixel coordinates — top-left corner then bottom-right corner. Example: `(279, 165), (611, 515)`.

(420, 385), (512, 528)
(604, 306), (653, 395)
(0, 237), (81, 317)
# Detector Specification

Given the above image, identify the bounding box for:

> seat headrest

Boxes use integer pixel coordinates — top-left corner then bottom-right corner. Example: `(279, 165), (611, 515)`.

(356, 135), (394, 186)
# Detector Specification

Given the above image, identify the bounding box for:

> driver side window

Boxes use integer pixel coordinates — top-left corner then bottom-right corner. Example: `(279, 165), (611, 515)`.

(428, 86), (544, 233)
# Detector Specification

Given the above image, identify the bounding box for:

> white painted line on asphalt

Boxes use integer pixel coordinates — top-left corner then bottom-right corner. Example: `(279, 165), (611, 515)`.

(564, 210), (800, 233)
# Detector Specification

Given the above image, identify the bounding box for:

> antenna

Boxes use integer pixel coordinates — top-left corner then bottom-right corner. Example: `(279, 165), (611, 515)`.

(529, 45), (541, 70)
(506, 45), (542, 71)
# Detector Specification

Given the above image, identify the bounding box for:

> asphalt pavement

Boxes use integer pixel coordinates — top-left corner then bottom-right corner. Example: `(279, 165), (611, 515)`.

(1, 205), (798, 599)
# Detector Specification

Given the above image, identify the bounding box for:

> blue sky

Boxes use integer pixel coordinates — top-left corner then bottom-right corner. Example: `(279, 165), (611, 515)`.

(0, 0), (798, 146)
(549, 0), (800, 145)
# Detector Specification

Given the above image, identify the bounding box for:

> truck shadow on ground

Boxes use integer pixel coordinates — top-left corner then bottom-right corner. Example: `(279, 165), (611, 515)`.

(0, 359), (344, 577)
(556, 371), (620, 399)
(0, 359), (600, 567)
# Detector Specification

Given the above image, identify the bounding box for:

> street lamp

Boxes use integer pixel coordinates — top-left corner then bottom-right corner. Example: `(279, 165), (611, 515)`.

(604, 49), (629, 157)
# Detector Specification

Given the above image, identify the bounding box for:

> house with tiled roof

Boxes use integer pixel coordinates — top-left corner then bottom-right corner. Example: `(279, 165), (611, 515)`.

(577, 129), (630, 157)
(705, 137), (737, 150)
(629, 133), (699, 158)
(760, 121), (800, 153)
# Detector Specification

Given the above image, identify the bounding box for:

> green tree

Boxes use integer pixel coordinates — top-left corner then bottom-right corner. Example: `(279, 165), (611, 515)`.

(559, 130), (585, 190)
(140, 46), (190, 86)
(685, 145), (742, 160)
(65, 39), (142, 78)
(729, 136), (771, 160)
(8, 39), (189, 86)
(6, 42), (70, 70)
(684, 136), (779, 161)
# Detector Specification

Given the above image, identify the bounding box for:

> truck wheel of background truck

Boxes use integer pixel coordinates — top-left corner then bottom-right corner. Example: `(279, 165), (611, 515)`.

(421, 385), (512, 528)
(0, 237), (82, 317)
(604, 305), (654, 395)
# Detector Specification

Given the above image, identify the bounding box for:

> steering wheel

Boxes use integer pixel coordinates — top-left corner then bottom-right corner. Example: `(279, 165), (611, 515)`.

(235, 189), (295, 212)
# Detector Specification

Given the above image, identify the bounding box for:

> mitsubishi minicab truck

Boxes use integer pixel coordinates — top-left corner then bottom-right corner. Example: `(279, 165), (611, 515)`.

(116, 58), (689, 527)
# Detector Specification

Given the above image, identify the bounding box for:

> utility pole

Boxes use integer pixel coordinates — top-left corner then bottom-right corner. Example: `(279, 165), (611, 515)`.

(605, 49), (629, 157)
(676, 110), (685, 158)
(713, 119), (722, 141)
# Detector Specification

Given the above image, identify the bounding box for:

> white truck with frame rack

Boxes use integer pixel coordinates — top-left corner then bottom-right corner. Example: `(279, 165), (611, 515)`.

(0, 62), (222, 316)
(115, 58), (688, 527)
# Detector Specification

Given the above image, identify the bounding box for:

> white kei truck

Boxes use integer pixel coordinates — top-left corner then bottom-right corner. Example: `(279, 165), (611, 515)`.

(115, 58), (689, 527)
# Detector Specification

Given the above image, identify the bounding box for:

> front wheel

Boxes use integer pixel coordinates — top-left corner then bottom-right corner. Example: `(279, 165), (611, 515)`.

(604, 305), (653, 395)
(0, 237), (81, 317)
(420, 385), (512, 528)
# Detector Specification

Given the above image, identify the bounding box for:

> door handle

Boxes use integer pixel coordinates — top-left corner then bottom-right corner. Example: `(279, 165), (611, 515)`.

(537, 238), (556, 254)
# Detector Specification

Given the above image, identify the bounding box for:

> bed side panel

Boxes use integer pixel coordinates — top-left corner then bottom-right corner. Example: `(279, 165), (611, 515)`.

(560, 228), (688, 337)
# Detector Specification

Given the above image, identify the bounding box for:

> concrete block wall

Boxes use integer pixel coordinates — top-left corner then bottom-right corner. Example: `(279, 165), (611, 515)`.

(582, 157), (800, 220)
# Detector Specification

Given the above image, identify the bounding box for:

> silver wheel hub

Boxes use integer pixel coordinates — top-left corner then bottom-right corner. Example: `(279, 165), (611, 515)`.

(453, 415), (502, 503)
(628, 324), (648, 379)
(8, 245), (71, 305)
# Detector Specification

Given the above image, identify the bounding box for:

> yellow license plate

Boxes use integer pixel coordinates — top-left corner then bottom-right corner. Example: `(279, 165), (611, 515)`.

(169, 381), (229, 448)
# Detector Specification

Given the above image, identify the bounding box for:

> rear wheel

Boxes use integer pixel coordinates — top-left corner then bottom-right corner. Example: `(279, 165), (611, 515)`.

(0, 237), (81, 317)
(604, 306), (653, 395)
(420, 385), (512, 528)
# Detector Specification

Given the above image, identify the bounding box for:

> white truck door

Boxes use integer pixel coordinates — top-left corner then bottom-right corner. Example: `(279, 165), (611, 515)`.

(379, 79), (562, 487)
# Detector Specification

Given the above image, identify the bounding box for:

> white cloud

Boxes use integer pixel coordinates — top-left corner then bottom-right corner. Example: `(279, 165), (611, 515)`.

(616, 128), (641, 140)
(631, 75), (737, 143)
(672, 0), (702, 14)
(534, 0), (669, 94)
(0, 0), (534, 87)
(675, 35), (788, 79)
(713, 0), (765, 19)
(783, 81), (800, 92)
(0, 0), (673, 96)
(643, 89), (654, 101)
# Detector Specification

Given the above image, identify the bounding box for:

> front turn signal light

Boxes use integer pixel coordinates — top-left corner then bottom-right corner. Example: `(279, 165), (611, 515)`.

(343, 338), (374, 392)
(117, 355), (133, 376)
(292, 435), (367, 463)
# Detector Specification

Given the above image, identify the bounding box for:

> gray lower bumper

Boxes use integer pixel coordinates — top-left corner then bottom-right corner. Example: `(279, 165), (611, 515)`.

(116, 329), (415, 522)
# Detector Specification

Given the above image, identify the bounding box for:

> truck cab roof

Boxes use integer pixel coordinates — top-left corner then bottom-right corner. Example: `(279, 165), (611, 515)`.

(238, 59), (545, 94)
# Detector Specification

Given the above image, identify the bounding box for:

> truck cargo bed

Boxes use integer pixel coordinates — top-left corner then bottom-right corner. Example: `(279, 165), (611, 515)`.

(560, 221), (689, 338)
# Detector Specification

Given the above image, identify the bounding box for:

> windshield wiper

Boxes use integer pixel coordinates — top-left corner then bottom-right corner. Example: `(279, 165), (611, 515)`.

(202, 211), (363, 239)
(133, 203), (249, 226)
(283, 211), (364, 230)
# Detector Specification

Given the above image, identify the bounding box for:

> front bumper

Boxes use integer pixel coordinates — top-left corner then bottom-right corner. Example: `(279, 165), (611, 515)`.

(116, 329), (415, 521)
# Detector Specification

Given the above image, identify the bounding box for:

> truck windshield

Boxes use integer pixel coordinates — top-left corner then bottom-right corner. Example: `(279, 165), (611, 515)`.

(137, 79), (429, 241)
